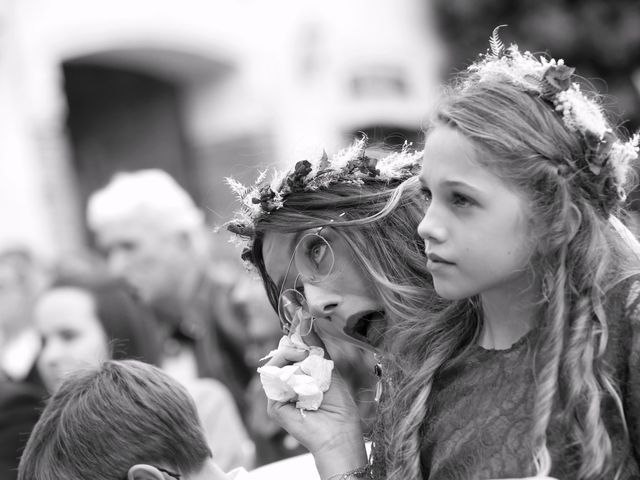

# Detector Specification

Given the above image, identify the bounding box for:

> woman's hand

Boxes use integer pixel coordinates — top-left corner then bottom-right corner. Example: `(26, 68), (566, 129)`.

(264, 330), (368, 479)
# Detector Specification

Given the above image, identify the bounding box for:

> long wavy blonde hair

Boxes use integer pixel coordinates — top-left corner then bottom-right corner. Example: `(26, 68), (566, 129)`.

(376, 77), (640, 479)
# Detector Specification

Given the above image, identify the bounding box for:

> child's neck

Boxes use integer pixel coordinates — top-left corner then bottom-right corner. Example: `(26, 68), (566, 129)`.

(478, 286), (538, 350)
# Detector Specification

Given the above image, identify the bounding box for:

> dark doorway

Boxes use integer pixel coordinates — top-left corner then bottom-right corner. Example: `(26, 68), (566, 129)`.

(62, 62), (196, 240)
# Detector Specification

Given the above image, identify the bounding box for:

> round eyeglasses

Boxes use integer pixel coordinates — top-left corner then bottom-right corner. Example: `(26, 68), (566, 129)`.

(277, 228), (335, 335)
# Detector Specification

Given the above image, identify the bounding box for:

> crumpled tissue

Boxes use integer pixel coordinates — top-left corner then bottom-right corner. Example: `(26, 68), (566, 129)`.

(257, 328), (334, 411)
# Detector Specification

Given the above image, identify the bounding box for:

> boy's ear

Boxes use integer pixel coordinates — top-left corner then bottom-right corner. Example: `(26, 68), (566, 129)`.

(127, 464), (166, 480)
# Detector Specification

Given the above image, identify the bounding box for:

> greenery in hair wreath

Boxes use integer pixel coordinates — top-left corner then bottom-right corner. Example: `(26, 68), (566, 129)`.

(225, 137), (422, 239)
(470, 26), (639, 204)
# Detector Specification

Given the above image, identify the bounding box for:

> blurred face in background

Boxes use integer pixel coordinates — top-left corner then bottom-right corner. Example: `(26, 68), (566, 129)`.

(231, 279), (282, 367)
(35, 287), (110, 392)
(94, 216), (185, 307)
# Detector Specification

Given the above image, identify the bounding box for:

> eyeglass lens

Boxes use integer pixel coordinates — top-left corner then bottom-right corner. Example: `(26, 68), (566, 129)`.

(293, 232), (335, 283)
(278, 289), (314, 336)
(276, 230), (335, 335)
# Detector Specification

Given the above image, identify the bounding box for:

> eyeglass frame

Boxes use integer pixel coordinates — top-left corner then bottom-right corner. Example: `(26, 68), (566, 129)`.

(274, 226), (336, 335)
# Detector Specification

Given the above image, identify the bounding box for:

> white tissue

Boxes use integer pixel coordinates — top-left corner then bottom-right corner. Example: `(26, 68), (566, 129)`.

(257, 332), (334, 411)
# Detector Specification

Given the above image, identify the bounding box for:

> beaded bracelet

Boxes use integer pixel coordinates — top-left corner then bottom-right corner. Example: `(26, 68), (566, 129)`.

(326, 464), (372, 480)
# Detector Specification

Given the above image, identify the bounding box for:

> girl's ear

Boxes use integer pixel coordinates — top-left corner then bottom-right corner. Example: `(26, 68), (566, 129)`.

(567, 204), (582, 241)
(127, 464), (166, 480)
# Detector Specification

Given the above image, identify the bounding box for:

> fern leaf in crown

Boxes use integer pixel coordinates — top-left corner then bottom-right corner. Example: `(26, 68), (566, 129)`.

(466, 27), (639, 203)
(488, 24), (506, 58)
(225, 138), (422, 237)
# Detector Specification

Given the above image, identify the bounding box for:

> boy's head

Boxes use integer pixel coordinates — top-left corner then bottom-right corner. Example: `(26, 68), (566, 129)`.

(18, 360), (222, 480)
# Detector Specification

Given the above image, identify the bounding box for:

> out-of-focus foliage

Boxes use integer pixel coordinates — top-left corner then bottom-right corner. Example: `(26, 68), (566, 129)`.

(432, 0), (640, 132)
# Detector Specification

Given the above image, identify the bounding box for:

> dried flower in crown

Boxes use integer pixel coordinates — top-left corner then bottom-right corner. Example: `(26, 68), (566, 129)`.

(467, 26), (639, 203)
(225, 137), (422, 242)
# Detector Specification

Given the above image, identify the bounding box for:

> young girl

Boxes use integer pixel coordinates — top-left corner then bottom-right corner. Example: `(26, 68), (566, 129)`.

(392, 34), (640, 479)
(229, 31), (640, 480)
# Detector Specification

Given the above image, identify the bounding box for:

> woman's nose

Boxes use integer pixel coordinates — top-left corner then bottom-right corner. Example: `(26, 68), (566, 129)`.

(304, 283), (340, 318)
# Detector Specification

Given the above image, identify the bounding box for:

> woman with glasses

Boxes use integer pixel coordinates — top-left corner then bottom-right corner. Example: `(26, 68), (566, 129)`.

(227, 140), (435, 354)
(227, 139), (439, 479)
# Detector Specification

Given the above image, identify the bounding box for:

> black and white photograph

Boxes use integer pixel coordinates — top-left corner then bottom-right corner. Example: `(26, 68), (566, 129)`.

(1, 1), (640, 479)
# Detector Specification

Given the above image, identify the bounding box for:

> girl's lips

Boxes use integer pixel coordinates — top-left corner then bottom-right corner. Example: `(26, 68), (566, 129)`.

(427, 252), (454, 264)
(344, 310), (386, 349)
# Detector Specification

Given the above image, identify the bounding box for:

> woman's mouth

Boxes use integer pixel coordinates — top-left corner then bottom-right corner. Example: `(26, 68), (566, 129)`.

(344, 311), (386, 349)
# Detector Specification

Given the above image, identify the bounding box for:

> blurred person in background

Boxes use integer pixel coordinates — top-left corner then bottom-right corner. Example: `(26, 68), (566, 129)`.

(35, 273), (160, 391)
(35, 270), (254, 470)
(0, 379), (43, 480)
(231, 276), (308, 466)
(0, 246), (48, 480)
(0, 247), (48, 386)
(86, 169), (253, 419)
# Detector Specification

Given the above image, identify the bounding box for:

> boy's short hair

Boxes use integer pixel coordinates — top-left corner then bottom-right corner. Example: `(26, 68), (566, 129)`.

(18, 360), (211, 480)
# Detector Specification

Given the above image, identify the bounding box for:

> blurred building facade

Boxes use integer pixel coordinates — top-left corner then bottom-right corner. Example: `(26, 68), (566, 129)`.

(0, 0), (444, 259)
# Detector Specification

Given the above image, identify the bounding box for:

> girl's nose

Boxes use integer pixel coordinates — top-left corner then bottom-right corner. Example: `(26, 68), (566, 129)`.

(417, 204), (447, 244)
(304, 283), (340, 318)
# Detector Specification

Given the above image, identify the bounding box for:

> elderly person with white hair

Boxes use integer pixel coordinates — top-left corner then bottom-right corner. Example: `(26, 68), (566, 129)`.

(87, 171), (253, 435)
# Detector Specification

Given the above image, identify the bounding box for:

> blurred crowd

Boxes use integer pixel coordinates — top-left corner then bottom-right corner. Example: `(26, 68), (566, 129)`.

(0, 169), (377, 480)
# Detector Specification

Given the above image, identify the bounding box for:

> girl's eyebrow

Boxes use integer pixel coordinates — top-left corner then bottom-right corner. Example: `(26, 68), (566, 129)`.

(442, 179), (483, 195)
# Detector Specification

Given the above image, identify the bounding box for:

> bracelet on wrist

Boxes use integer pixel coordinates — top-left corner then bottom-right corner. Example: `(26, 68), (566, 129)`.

(326, 464), (372, 480)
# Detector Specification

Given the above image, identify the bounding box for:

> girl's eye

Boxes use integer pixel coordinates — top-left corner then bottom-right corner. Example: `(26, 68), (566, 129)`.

(451, 192), (473, 207)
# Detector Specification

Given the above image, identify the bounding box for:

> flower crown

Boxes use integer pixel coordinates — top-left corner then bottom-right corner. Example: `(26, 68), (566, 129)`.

(225, 137), (422, 239)
(467, 26), (638, 203)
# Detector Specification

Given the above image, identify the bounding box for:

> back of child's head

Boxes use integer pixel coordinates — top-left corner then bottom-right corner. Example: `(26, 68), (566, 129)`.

(18, 360), (211, 480)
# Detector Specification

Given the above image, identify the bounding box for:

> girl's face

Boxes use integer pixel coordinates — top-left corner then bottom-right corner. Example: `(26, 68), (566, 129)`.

(35, 287), (110, 392)
(417, 125), (534, 300)
(262, 227), (385, 353)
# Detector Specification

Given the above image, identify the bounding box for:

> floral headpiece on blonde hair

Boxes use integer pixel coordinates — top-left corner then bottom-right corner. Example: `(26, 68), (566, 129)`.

(225, 137), (422, 241)
(468, 26), (639, 202)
